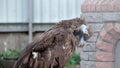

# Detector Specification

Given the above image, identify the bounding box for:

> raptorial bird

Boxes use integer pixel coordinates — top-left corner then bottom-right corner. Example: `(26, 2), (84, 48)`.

(14, 18), (93, 68)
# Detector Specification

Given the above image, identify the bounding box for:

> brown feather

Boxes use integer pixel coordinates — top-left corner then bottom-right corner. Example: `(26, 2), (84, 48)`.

(13, 18), (92, 68)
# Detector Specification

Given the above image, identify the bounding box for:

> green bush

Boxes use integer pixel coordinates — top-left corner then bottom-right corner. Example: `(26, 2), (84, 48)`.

(0, 49), (21, 68)
(64, 52), (81, 68)
(0, 49), (21, 59)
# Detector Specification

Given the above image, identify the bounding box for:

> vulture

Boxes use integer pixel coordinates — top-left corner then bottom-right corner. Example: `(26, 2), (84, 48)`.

(14, 18), (93, 68)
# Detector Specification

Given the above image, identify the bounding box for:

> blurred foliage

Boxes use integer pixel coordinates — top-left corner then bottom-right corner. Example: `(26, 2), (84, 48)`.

(0, 50), (81, 68)
(64, 52), (81, 68)
(0, 49), (21, 59)
(0, 49), (22, 68)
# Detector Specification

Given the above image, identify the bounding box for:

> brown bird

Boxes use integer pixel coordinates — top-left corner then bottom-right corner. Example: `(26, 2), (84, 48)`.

(13, 18), (93, 68)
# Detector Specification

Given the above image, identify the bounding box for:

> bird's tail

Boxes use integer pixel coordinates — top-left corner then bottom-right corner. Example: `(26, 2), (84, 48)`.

(13, 44), (34, 68)
(13, 53), (31, 68)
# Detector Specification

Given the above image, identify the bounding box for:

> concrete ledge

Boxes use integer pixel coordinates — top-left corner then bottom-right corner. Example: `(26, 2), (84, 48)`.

(82, 12), (120, 23)
(81, 61), (95, 68)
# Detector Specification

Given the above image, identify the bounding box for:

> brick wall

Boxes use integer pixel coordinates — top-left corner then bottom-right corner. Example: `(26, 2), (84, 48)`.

(81, 0), (120, 68)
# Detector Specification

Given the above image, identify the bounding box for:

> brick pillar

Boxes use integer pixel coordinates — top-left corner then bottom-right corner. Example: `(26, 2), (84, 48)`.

(81, 0), (120, 68)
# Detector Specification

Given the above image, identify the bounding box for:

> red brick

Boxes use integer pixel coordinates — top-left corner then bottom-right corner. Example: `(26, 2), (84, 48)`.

(96, 41), (114, 52)
(103, 33), (116, 45)
(101, 0), (110, 11)
(108, 4), (114, 11)
(107, 3), (111, 11)
(85, 3), (90, 11)
(106, 23), (120, 40)
(81, 0), (88, 12)
(90, 0), (98, 11)
(107, 0), (115, 11)
(90, 4), (96, 12)
(81, 0), (120, 12)
(96, 62), (114, 68)
(95, 4), (101, 11)
(100, 28), (106, 38)
(87, 0), (94, 11)
(106, 23), (114, 31)
(114, 23), (120, 33)
(106, 0), (112, 11)
(101, 4), (107, 11)
(113, 0), (117, 11)
(100, 28), (116, 45)
(96, 52), (114, 61)
(114, 1), (120, 11)
(95, 0), (104, 11)
(114, 4), (120, 11)
(87, 0), (95, 12)
(81, 0), (92, 12)
(81, 4), (86, 12)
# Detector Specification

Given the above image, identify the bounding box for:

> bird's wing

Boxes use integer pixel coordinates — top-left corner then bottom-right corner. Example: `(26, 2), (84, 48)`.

(33, 28), (69, 51)
(14, 28), (69, 68)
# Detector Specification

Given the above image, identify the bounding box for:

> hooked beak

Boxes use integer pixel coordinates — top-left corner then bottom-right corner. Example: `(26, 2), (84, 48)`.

(79, 24), (89, 47)
(80, 24), (89, 36)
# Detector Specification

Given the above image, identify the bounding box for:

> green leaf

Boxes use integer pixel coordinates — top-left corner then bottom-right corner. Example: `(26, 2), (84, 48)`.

(64, 52), (81, 68)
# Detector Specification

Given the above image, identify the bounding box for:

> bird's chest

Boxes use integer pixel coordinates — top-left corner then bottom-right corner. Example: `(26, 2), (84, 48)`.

(53, 40), (76, 59)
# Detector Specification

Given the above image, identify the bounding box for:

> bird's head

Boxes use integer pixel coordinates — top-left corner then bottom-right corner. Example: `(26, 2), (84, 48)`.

(54, 18), (93, 47)
(73, 18), (93, 47)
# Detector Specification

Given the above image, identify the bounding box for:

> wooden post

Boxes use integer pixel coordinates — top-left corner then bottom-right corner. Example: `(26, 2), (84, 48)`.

(28, 0), (33, 43)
